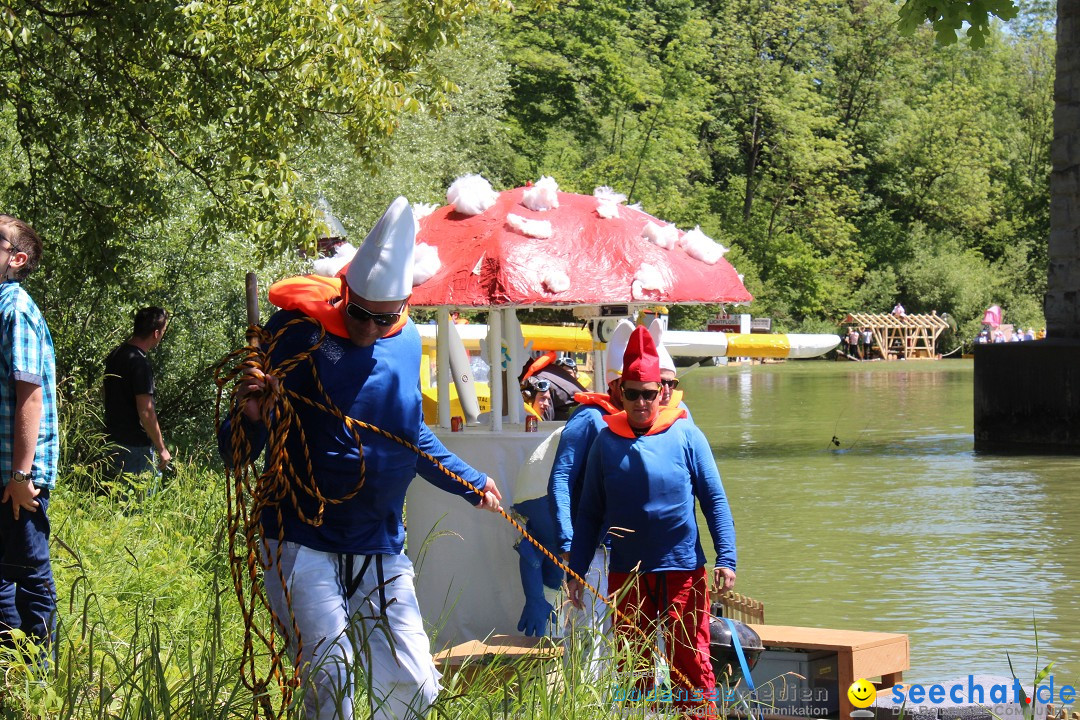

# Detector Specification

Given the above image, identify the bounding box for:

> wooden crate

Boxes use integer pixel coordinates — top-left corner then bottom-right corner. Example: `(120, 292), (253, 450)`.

(748, 624), (909, 718)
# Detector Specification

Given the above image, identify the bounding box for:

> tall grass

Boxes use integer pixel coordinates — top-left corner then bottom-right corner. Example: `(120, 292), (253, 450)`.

(2, 449), (739, 719)
(2, 457), (255, 719)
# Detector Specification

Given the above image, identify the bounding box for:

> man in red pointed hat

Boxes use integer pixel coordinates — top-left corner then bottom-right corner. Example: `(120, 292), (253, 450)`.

(567, 325), (736, 713)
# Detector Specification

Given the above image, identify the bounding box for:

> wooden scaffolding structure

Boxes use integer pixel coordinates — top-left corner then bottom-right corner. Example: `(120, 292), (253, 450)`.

(843, 312), (950, 359)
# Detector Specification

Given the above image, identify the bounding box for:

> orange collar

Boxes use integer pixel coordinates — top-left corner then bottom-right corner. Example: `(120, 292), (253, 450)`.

(573, 392), (620, 415)
(267, 275), (408, 339)
(603, 404), (687, 438)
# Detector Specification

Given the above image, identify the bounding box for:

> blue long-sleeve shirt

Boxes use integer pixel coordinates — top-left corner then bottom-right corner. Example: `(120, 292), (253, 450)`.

(218, 309), (488, 555)
(568, 417), (736, 576)
(548, 403), (610, 554)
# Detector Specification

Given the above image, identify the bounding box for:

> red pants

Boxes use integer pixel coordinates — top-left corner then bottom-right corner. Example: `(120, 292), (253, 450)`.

(608, 566), (716, 712)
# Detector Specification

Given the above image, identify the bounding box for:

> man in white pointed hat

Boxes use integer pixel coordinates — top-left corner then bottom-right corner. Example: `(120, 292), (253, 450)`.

(647, 318), (691, 413)
(543, 318), (634, 674)
(221, 197), (502, 720)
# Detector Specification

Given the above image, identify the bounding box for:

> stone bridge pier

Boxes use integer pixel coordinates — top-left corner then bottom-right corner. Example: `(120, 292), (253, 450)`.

(974, 0), (1080, 452)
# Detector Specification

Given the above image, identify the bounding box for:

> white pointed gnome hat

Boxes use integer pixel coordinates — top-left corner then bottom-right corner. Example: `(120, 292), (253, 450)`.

(647, 318), (676, 373)
(317, 196), (347, 240)
(345, 196), (416, 302)
(604, 319), (636, 385)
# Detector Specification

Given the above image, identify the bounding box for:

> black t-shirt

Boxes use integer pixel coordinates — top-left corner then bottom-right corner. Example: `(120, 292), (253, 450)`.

(103, 342), (155, 445)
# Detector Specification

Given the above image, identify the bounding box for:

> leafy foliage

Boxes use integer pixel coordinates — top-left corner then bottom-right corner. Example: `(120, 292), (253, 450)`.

(0, 0), (505, 254)
(896, 0), (1019, 46)
(0, 0), (505, 450)
(0, 0), (1055, 446)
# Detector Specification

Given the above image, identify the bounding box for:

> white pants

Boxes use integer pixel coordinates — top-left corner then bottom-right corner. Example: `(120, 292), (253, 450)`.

(562, 546), (609, 679)
(261, 541), (441, 720)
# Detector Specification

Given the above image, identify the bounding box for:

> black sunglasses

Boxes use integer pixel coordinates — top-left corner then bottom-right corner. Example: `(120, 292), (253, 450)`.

(343, 290), (405, 327)
(622, 387), (659, 402)
(661, 379), (679, 389)
(346, 303), (402, 327)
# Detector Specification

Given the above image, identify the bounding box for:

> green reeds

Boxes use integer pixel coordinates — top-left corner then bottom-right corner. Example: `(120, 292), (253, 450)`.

(1005, 618), (1055, 720)
(2, 459), (257, 719)
(3, 454), (751, 719)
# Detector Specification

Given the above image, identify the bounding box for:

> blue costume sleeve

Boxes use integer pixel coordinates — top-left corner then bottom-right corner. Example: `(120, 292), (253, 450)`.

(688, 426), (737, 571)
(414, 423), (488, 504)
(567, 439), (607, 578)
(217, 413), (267, 469)
(512, 497), (563, 636)
(216, 311), (308, 468)
(680, 400), (694, 423)
(548, 410), (598, 553)
(516, 540), (556, 636)
(512, 497), (559, 555)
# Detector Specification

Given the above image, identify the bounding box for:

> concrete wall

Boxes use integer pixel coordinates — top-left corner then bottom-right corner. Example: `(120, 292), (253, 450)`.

(1045, 0), (1080, 338)
(974, 340), (1080, 452)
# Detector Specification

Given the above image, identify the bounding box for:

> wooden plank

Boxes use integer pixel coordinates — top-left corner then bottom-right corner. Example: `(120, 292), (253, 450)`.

(839, 648), (856, 718)
(433, 634), (564, 697)
(433, 634), (563, 670)
(748, 624), (907, 652)
(851, 639), (910, 678)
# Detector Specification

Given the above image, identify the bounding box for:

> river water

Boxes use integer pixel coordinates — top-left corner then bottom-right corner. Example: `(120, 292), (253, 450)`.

(687, 359), (1080, 685)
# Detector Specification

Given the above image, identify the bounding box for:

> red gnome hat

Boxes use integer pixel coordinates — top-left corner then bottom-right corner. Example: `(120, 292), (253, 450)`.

(622, 326), (661, 383)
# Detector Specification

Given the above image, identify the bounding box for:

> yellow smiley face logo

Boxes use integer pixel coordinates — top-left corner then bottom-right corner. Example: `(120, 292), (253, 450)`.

(848, 678), (877, 709)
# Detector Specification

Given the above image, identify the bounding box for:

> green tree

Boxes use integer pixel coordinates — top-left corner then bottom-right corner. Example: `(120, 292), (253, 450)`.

(310, 22), (514, 231)
(0, 0), (502, 255)
(895, 0), (1071, 339)
(705, 0), (863, 319)
(823, 0), (1050, 330)
(497, 0), (717, 223)
(0, 0), (505, 449)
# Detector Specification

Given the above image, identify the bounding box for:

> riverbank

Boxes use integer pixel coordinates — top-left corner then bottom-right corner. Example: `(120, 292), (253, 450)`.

(5, 360), (1077, 716)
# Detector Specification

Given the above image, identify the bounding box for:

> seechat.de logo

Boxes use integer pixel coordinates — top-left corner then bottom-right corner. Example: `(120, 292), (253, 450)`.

(848, 679), (877, 709)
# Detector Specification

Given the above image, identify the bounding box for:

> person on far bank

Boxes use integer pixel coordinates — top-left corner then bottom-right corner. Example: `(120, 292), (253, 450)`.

(0, 215), (59, 655)
(103, 307), (171, 477)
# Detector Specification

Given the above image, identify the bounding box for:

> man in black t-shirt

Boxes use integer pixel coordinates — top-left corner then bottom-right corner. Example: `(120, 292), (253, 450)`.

(103, 307), (171, 476)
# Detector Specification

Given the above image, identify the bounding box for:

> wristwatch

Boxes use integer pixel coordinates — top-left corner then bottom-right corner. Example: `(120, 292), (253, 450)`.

(10, 469), (32, 484)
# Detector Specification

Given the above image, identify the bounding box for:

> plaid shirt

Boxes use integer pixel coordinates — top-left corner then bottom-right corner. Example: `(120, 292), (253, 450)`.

(0, 280), (58, 488)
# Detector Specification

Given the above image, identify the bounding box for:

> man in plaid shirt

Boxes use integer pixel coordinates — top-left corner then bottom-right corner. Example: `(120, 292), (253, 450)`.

(0, 215), (58, 653)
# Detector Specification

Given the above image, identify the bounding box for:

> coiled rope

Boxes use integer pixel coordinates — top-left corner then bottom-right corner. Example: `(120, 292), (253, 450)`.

(214, 316), (707, 719)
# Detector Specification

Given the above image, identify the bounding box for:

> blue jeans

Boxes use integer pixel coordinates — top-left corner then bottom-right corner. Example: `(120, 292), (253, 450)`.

(0, 488), (56, 650)
(112, 444), (156, 476)
(111, 445), (163, 499)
